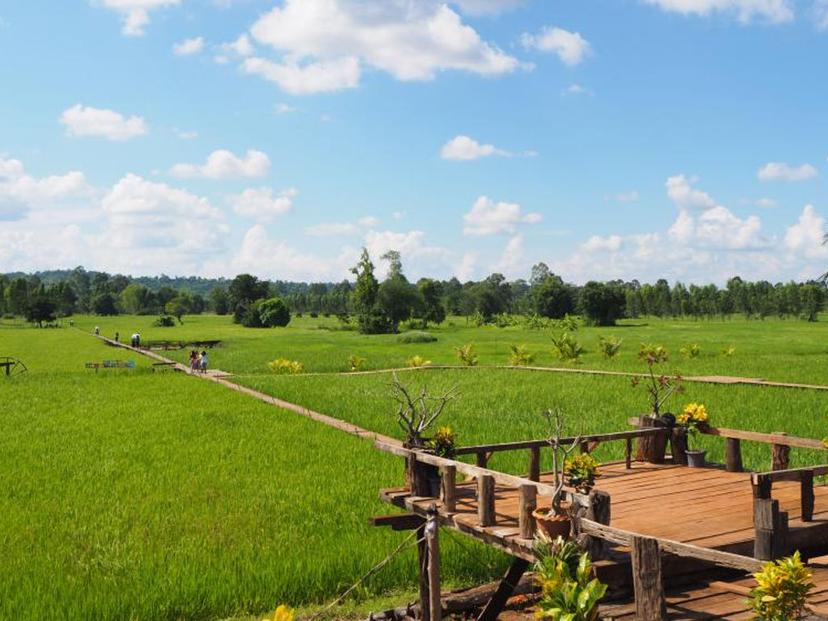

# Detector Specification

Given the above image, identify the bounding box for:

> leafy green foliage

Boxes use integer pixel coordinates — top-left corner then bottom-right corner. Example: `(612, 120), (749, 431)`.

(534, 536), (607, 621)
(347, 355), (366, 372)
(509, 344), (535, 367)
(681, 343), (701, 359)
(268, 358), (305, 374)
(152, 315), (176, 327)
(428, 425), (456, 458)
(564, 453), (600, 493)
(579, 281), (625, 326)
(550, 332), (584, 364)
(749, 552), (814, 621)
(406, 355), (432, 368)
(258, 297), (291, 328)
(454, 344), (478, 367)
(397, 331), (437, 344)
(597, 336), (622, 359)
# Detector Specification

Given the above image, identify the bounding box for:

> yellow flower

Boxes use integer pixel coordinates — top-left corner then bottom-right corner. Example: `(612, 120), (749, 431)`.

(263, 605), (294, 621)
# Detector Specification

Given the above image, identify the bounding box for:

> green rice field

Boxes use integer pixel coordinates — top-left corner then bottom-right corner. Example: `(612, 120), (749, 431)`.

(3, 314), (828, 619)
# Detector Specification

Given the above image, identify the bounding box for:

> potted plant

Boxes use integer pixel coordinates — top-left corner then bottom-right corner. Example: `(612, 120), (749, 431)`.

(677, 402), (710, 468)
(564, 454), (600, 494)
(389, 374), (458, 495)
(426, 425), (457, 495)
(534, 535), (607, 621)
(533, 408), (581, 539)
(631, 344), (684, 463)
(748, 551), (814, 620)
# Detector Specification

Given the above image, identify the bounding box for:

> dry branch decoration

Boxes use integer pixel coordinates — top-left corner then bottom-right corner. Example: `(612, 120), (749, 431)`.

(390, 373), (458, 448)
(542, 408), (581, 516)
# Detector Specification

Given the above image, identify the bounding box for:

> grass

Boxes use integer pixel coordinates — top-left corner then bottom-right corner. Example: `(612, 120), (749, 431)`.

(7, 313), (828, 619)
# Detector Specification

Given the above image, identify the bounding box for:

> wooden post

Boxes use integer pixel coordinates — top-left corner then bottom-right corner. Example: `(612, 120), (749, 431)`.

(518, 484), (537, 539)
(725, 438), (743, 473)
(441, 465), (456, 513)
(476, 451), (488, 469)
(801, 470), (815, 522)
(409, 453), (432, 497)
(753, 474), (772, 500)
(425, 507), (441, 621)
(417, 521), (431, 621)
(670, 427), (688, 466)
(636, 416), (668, 464)
(528, 446), (541, 482)
(579, 490), (612, 559)
(631, 536), (666, 621)
(771, 433), (790, 471)
(478, 475), (495, 527)
(476, 558), (530, 621)
(625, 437), (632, 469)
(754, 498), (788, 560)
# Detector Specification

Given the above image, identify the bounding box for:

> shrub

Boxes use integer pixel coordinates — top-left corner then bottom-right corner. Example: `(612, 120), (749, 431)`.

(428, 426), (456, 458)
(749, 552), (814, 621)
(564, 453), (600, 493)
(347, 355), (366, 372)
(389, 374), (457, 448)
(268, 358), (305, 375)
(153, 315), (176, 327)
(400, 318), (428, 331)
(397, 331), (437, 344)
(551, 332), (584, 364)
(454, 344), (478, 367)
(407, 355), (432, 368)
(524, 313), (551, 330)
(509, 344), (534, 367)
(258, 297), (291, 327)
(721, 345), (736, 357)
(598, 335), (623, 359)
(534, 535), (607, 621)
(680, 343), (701, 359)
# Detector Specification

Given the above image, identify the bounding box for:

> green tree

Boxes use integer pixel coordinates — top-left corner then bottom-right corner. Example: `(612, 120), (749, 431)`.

(229, 274), (270, 323)
(5, 278), (28, 316)
(25, 296), (57, 327)
(258, 297), (291, 327)
(579, 281), (625, 326)
(165, 295), (191, 323)
(91, 292), (119, 316)
(417, 279), (446, 326)
(120, 283), (154, 315)
(351, 248), (392, 334)
(800, 284), (824, 322)
(533, 275), (574, 319)
(209, 287), (230, 315)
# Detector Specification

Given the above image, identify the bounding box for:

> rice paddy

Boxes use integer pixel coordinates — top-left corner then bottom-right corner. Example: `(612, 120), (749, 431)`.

(4, 314), (828, 619)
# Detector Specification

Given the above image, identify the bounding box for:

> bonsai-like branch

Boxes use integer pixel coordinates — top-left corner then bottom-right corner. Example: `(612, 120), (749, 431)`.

(390, 373), (458, 448)
(542, 408), (581, 516)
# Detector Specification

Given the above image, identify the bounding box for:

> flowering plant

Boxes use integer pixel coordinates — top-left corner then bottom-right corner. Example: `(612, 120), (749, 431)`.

(631, 344), (683, 416)
(564, 454), (600, 493)
(262, 605), (293, 621)
(677, 403), (709, 449)
(428, 425), (456, 458)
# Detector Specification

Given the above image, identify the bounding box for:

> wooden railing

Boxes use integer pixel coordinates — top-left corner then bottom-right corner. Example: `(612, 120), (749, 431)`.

(454, 428), (668, 477)
(375, 440), (606, 539)
(701, 426), (827, 472)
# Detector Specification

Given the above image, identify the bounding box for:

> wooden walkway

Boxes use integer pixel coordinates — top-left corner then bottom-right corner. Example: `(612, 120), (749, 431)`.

(382, 461), (828, 561)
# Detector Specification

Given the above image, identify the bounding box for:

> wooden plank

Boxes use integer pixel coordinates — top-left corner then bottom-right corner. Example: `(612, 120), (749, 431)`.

(631, 536), (666, 621)
(370, 514), (425, 531)
(752, 465), (828, 483)
(702, 426), (826, 450)
(476, 558), (530, 621)
(454, 428), (665, 456)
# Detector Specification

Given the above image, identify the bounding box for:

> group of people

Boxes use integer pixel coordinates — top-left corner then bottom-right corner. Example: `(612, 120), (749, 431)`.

(189, 350), (209, 373)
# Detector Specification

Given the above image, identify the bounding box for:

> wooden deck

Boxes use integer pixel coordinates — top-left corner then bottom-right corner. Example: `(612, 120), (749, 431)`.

(381, 461), (828, 561)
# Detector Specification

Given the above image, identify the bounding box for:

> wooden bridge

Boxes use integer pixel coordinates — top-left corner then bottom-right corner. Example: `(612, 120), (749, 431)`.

(375, 423), (828, 620)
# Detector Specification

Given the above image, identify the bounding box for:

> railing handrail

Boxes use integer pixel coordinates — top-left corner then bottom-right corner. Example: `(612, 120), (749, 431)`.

(454, 428), (666, 456)
(375, 440), (590, 506)
(752, 464), (828, 484)
(701, 426), (827, 450)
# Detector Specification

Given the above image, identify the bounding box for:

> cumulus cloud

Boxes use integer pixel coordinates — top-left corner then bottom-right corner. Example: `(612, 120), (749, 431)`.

(463, 196), (542, 236)
(0, 156), (93, 220)
(492, 234), (525, 277)
(582, 234), (623, 252)
(666, 174), (717, 210)
(173, 36), (204, 56)
(60, 104), (148, 141)
(440, 135), (509, 160)
(757, 162), (818, 182)
(520, 26), (591, 66)
(170, 149), (270, 179)
(97, 0), (181, 36)
(642, 0), (794, 24)
(241, 0), (520, 94)
(451, 0), (525, 15)
(230, 187), (297, 221)
(815, 0), (828, 30)
(784, 205), (828, 259)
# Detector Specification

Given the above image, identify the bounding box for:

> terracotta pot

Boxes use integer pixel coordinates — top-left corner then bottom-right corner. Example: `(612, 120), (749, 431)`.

(532, 507), (571, 539)
(686, 449), (707, 468)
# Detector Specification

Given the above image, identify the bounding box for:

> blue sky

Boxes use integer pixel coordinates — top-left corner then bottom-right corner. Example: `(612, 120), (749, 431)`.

(1, 0), (827, 284)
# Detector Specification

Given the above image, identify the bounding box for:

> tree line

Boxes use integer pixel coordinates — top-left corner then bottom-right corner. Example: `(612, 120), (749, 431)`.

(2, 255), (825, 330)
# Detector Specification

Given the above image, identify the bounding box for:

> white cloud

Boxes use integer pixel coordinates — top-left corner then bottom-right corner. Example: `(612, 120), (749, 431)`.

(492, 234), (524, 277)
(393, 211), (406, 221)
(563, 83), (593, 96)
(175, 129), (199, 140)
(784, 205), (828, 259)
(231, 187), (297, 221)
(306, 222), (359, 236)
(456, 252), (478, 281)
(60, 104), (148, 141)
(97, 0), (181, 36)
(757, 162), (818, 182)
(615, 190), (640, 203)
(242, 56), (361, 95)
(582, 234), (623, 252)
(463, 196), (542, 236)
(666, 174), (717, 210)
(814, 0), (828, 30)
(243, 0), (520, 94)
(275, 103), (296, 114)
(440, 135), (508, 160)
(520, 26), (591, 66)
(755, 197), (777, 208)
(173, 36), (204, 56)
(364, 229), (452, 277)
(358, 216), (380, 227)
(0, 157), (93, 220)
(643, 0), (794, 24)
(170, 149), (270, 179)
(451, 0), (525, 15)
(215, 34), (254, 64)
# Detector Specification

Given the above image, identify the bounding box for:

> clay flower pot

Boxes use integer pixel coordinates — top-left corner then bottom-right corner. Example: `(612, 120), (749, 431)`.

(686, 449), (707, 468)
(532, 507), (571, 539)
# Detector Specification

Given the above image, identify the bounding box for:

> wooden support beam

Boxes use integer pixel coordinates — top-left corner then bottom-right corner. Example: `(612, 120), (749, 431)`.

(670, 428), (688, 466)
(631, 536), (666, 621)
(574, 490), (612, 559)
(625, 437), (632, 469)
(408, 453), (432, 497)
(425, 508), (441, 621)
(475, 452), (488, 469)
(754, 498), (789, 560)
(369, 514), (425, 531)
(518, 484), (536, 540)
(772, 437), (791, 471)
(726, 437), (743, 473)
(476, 558), (530, 621)
(478, 475), (495, 527)
(801, 470), (815, 522)
(528, 446), (540, 482)
(417, 522), (431, 621)
(440, 465), (456, 513)
(752, 474), (772, 500)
